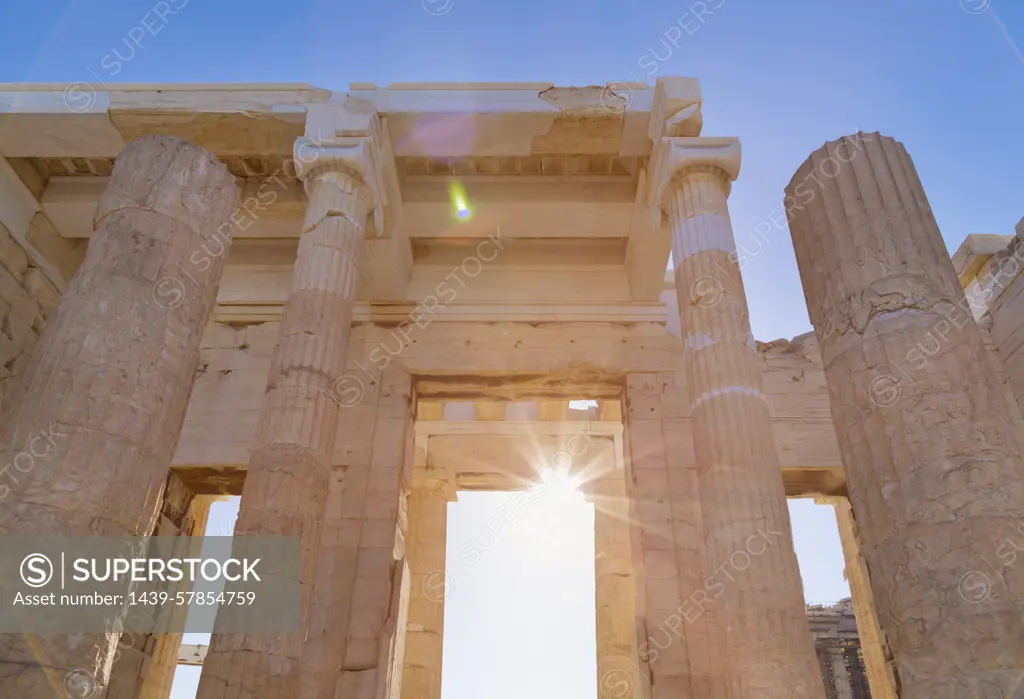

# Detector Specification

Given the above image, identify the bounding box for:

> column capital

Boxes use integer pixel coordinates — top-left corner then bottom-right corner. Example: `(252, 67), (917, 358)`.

(648, 136), (742, 211)
(293, 94), (402, 238)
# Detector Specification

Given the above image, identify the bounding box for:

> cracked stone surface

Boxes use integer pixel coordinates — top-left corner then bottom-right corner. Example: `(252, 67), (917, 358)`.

(786, 132), (1024, 699)
(196, 169), (370, 699)
(0, 135), (238, 698)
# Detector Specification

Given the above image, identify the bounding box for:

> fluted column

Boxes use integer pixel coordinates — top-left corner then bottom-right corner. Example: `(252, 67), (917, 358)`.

(653, 136), (823, 699)
(198, 107), (385, 699)
(786, 133), (1024, 699)
(829, 648), (853, 699)
(401, 471), (456, 699)
(0, 135), (238, 698)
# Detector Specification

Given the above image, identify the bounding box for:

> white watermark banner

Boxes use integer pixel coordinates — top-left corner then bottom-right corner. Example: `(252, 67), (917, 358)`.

(0, 536), (299, 633)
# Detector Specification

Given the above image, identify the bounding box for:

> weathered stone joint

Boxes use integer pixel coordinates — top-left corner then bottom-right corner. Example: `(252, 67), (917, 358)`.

(93, 135), (238, 240)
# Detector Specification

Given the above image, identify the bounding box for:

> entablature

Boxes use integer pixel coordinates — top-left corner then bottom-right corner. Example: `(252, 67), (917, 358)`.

(0, 78), (721, 309)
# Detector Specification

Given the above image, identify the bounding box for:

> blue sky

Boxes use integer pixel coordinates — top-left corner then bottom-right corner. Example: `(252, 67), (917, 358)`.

(2, 0), (1022, 337)
(2, 1), (1021, 697)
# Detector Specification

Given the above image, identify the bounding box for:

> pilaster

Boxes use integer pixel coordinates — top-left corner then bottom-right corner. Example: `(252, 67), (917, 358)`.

(588, 437), (643, 699)
(301, 365), (415, 699)
(624, 372), (727, 699)
(401, 469), (457, 699)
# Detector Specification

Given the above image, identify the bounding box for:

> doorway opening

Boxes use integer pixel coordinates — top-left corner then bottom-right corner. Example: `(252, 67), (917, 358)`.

(440, 489), (597, 699)
(168, 495), (240, 699)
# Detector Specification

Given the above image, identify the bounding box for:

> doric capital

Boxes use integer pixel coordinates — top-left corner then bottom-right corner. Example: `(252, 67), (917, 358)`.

(293, 94), (402, 237)
(647, 136), (742, 210)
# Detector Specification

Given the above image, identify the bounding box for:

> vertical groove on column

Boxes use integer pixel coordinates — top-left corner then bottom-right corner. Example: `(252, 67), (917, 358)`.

(668, 171), (824, 699)
(0, 135), (238, 699)
(787, 133), (1024, 699)
(197, 170), (370, 699)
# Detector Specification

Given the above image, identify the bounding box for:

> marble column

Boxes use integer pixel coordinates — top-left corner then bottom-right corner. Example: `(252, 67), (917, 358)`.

(829, 647), (853, 699)
(400, 470), (456, 699)
(0, 135), (238, 698)
(654, 136), (823, 699)
(591, 445), (643, 699)
(198, 109), (382, 698)
(786, 133), (1024, 699)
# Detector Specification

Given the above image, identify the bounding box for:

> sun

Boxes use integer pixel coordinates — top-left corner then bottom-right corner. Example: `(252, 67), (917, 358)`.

(526, 467), (587, 515)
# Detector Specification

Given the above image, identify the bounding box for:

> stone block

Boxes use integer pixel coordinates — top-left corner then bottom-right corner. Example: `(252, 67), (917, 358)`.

(25, 212), (85, 282)
(23, 267), (60, 313)
(643, 549), (678, 580)
(0, 331), (16, 366)
(0, 222), (28, 280)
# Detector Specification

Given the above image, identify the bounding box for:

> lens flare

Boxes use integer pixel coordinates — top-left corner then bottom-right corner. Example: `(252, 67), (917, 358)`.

(450, 180), (471, 219)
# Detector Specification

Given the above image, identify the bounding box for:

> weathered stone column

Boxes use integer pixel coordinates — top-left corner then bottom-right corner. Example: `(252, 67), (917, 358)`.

(818, 497), (898, 699)
(590, 442), (643, 699)
(652, 136), (823, 699)
(786, 133), (1024, 699)
(829, 647), (853, 699)
(0, 135), (238, 698)
(400, 470), (456, 699)
(198, 105), (386, 698)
